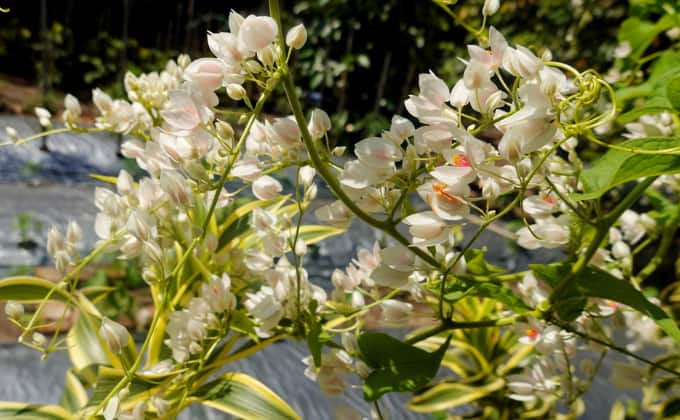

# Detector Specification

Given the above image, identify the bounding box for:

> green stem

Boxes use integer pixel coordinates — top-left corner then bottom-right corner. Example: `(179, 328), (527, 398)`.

(550, 177), (657, 303)
(404, 314), (529, 345)
(555, 320), (680, 378)
(89, 302), (164, 418)
(272, 22), (440, 269)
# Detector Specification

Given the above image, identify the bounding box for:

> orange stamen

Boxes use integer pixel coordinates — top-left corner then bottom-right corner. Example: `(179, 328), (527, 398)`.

(433, 183), (462, 204)
(525, 328), (539, 340)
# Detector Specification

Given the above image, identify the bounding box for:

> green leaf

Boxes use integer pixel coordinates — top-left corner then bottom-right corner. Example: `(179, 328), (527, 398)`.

(530, 263), (586, 321)
(444, 280), (530, 314)
(0, 276), (69, 302)
(359, 332), (451, 402)
(406, 377), (505, 413)
(193, 372), (300, 420)
(574, 137), (680, 201)
(532, 263), (680, 344)
(616, 96), (673, 124)
(0, 403), (74, 419)
(666, 74), (680, 111)
(87, 367), (170, 410)
(661, 397), (680, 417)
(463, 248), (505, 276)
(618, 15), (679, 62)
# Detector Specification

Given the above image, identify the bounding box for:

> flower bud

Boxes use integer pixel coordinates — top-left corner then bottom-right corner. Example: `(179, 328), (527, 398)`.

(54, 250), (71, 274)
(63, 94), (81, 125)
(294, 238), (307, 256)
(5, 301), (24, 321)
(257, 45), (276, 67)
(332, 146), (346, 157)
(127, 209), (156, 242)
(244, 59), (263, 74)
(482, 0), (500, 16)
(299, 165), (316, 187)
(252, 175), (283, 200)
(66, 221), (82, 245)
(307, 108), (331, 140)
(35, 107), (52, 128)
(177, 54), (191, 69)
(215, 120), (234, 140)
(227, 83), (247, 101)
(116, 170), (135, 196)
(47, 226), (66, 257)
(32, 332), (47, 348)
(286, 24), (307, 49)
(612, 241), (631, 259)
(5, 126), (18, 142)
(99, 317), (130, 354)
(92, 88), (113, 113)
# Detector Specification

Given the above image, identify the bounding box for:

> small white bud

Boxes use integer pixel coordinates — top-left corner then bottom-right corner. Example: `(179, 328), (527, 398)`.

(612, 241), (631, 259)
(47, 226), (66, 257)
(216, 120), (234, 140)
(32, 332), (47, 348)
(99, 317), (130, 354)
(332, 146), (346, 157)
(5, 301), (24, 321)
(299, 165), (316, 187)
(35, 107), (52, 128)
(482, 0), (500, 17)
(54, 250), (71, 274)
(257, 45), (276, 67)
(5, 126), (18, 142)
(227, 83), (247, 101)
(307, 108), (331, 140)
(244, 60), (263, 74)
(66, 221), (82, 245)
(294, 238), (307, 256)
(177, 54), (191, 69)
(286, 24), (307, 49)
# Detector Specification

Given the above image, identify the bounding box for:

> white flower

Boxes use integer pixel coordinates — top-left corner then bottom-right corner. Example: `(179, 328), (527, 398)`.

(238, 15), (278, 52)
(403, 211), (449, 245)
(315, 200), (352, 228)
(184, 58), (226, 91)
(201, 274), (236, 313)
(502, 45), (543, 80)
(99, 317), (130, 354)
(417, 181), (470, 221)
(66, 221), (83, 245)
(354, 137), (403, 168)
(245, 286), (283, 336)
(380, 300), (413, 326)
(379, 246), (415, 272)
(286, 24), (307, 49)
(517, 217), (569, 249)
(252, 175), (282, 200)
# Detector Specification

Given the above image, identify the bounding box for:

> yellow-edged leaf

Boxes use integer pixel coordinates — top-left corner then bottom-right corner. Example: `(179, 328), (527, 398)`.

(0, 276), (69, 303)
(193, 372), (300, 420)
(407, 377), (505, 413)
(87, 367), (171, 411)
(59, 369), (88, 412)
(0, 402), (74, 419)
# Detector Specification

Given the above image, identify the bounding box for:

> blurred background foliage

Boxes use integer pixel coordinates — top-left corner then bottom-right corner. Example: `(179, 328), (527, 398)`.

(0, 0), (661, 144)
